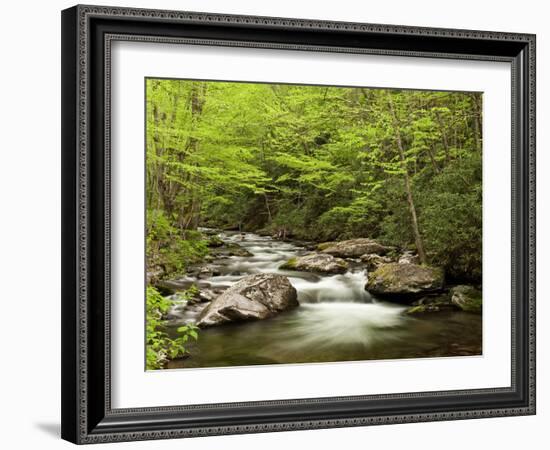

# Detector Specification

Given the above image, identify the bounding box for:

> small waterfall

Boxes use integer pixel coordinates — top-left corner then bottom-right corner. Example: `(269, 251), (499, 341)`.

(288, 270), (373, 303)
(204, 231), (374, 304)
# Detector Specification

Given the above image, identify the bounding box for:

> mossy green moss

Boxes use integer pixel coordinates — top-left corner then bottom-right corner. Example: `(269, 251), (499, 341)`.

(405, 305), (424, 315)
(279, 257), (297, 270)
(460, 294), (482, 313)
(450, 285), (482, 313)
(316, 242), (334, 251)
(207, 235), (224, 247)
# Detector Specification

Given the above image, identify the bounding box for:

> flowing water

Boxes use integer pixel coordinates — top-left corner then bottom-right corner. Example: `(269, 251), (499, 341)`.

(165, 231), (482, 369)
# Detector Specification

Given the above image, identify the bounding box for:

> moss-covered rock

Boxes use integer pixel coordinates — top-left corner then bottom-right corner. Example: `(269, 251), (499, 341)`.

(405, 304), (454, 314)
(365, 263), (444, 301)
(279, 257), (298, 270)
(450, 285), (482, 313)
(404, 294), (458, 314)
(397, 251), (420, 265)
(316, 242), (335, 251)
(207, 235), (224, 247)
(360, 253), (393, 271)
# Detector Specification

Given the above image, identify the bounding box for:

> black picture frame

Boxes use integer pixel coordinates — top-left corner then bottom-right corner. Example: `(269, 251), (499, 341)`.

(61, 4), (536, 444)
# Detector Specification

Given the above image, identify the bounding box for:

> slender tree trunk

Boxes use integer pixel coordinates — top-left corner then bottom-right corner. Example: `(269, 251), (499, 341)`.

(435, 112), (451, 163)
(387, 94), (428, 265)
(151, 101), (174, 217)
(264, 193), (272, 222)
(181, 82), (207, 231)
(472, 94), (483, 153)
(426, 145), (441, 173)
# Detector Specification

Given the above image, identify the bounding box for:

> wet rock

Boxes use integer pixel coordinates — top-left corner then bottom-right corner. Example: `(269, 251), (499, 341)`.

(280, 253), (349, 274)
(197, 268), (213, 279)
(207, 235), (224, 247)
(361, 253), (393, 271)
(411, 293), (451, 306)
(398, 251), (420, 265)
(197, 266), (222, 279)
(451, 285), (482, 313)
(405, 293), (458, 314)
(199, 227), (221, 236)
(278, 270), (322, 283)
(316, 242), (336, 251)
(197, 288), (223, 303)
(366, 263), (444, 301)
(321, 238), (392, 258)
(405, 303), (458, 314)
(197, 274), (298, 327)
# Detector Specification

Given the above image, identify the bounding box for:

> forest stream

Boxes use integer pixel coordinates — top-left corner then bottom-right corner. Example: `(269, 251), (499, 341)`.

(163, 230), (482, 369)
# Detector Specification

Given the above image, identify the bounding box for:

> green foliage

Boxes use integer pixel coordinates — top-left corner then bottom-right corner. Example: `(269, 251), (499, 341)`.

(146, 80), (483, 282)
(146, 286), (199, 370)
(147, 209), (208, 276)
(419, 154), (482, 281)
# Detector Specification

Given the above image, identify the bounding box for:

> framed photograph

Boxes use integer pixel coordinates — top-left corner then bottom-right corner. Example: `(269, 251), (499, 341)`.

(61, 4), (536, 444)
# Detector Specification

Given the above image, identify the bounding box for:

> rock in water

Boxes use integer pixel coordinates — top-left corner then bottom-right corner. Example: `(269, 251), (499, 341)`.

(280, 253), (348, 274)
(321, 238), (392, 258)
(360, 253), (393, 271)
(365, 263), (444, 301)
(450, 285), (482, 313)
(404, 293), (459, 314)
(398, 251), (420, 265)
(197, 274), (298, 327)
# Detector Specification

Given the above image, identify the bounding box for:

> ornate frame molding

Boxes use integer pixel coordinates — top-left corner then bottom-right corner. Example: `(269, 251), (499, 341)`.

(61, 4), (536, 444)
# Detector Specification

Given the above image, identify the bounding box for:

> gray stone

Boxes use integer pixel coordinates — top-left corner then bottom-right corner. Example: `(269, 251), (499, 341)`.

(280, 253), (349, 274)
(197, 274), (298, 327)
(450, 285), (482, 313)
(361, 253), (393, 271)
(398, 251), (420, 265)
(366, 263), (444, 301)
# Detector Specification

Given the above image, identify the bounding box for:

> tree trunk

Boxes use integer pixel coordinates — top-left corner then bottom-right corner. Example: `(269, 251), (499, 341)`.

(264, 193), (272, 222)
(387, 94), (428, 265)
(435, 112), (451, 163)
(151, 99), (174, 218)
(181, 82), (208, 231)
(472, 94), (483, 153)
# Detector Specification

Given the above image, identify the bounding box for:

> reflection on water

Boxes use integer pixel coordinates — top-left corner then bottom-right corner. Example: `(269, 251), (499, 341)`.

(165, 231), (482, 369)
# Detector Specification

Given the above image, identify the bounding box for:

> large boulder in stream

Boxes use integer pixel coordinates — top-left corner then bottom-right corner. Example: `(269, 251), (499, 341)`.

(196, 274), (298, 327)
(280, 253), (349, 274)
(450, 285), (482, 313)
(366, 263), (444, 301)
(320, 238), (392, 258)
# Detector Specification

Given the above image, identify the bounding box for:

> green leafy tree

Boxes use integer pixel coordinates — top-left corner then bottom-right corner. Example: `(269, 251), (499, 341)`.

(146, 79), (483, 286)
